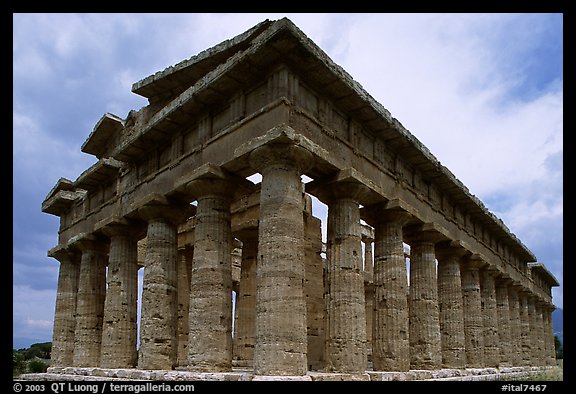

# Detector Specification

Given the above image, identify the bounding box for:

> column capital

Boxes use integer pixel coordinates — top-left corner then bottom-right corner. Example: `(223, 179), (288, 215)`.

(95, 216), (145, 239)
(175, 163), (255, 201)
(134, 193), (192, 225)
(306, 168), (380, 205)
(435, 240), (471, 260)
(404, 222), (450, 245)
(249, 142), (313, 174)
(461, 253), (488, 270)
(48, 244), (79, 263)
(68, 233), (109, 253)
(362, 199), (416, 227)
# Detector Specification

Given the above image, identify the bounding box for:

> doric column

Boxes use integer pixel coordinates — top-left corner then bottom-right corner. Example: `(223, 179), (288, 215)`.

(71, 236), (108, 367)
(518, 290), (533, 365)
(435, 242), (468, 369)
(495, 276), (513, 367)
(533, 298), (546, 366)
(137, 197), (186, 370)
(182, 175), (239, 372)
(507, 284), (522, 366)
(543, 304), (557, 366)
(527, 295), (540, 365)
(461, 256), (485, 368)
(249, 142), (312, 375)
(49, 246), (80, 367)
(233, 230), (258, 361)
(404, 227), (444, 370)
(366, 205), (411, 372)
(362, 234), (373, 274)
(177, 245), (193, 367)
(480, 267), (500, 367)
(321, 180), (367, 373)
(99, 221), (140, 369)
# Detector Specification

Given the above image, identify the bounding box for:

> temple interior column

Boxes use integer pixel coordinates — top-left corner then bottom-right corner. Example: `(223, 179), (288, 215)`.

(49, 247), (80, 367)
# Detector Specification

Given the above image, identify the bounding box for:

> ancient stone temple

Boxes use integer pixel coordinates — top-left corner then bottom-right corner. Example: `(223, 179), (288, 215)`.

(41, 18), (559, 381)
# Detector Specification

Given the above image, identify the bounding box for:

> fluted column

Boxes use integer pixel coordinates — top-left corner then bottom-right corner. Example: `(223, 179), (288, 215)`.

(518, 290), (533, 365)
(362, 235), (373, 274)
(533, 301), (546, 366)
(49, 246), (80, 367)
(234, 230), (258, 361)
(405, 229), (443, 370)
(527, 295), (540, 365)
(249, 142), (312, 375)
(100, 223), (140, 368)
(543, 305), (557, 366)
(495, 277), (513, 367)
(177, 246), (193, 366)
(184, 177), (238, 372)
(480, 268), (500, 367)
(507, 284), (522, 366)
(71, 236), (108, 367)
(322, 182), (367, 373)
(461, 257), (485, 367)
(435, 243), (467, 369)
(137, 200), (185, 370)
(367, 207), (411, 371)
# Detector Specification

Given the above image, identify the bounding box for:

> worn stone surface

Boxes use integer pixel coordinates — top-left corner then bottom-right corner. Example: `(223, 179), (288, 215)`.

(408, 238), (441, 370)
(100, 228), (139, 368)
(72, 239), (107, 367)
(138, 214), (179, 370)
(50, 248), (80, 367)
(249, 143), (311, 375)
(461, 259), (485, 367)
(371, 210), (411, 371)
(325, 195), (367, 373)
(507, 286), (522, 366)
(480, 269), (500, 367)
(436, 247), (466, 369)
(518, 292), (532, 365)
(495, 278), (513, 367)
(176, 246), (193, 366)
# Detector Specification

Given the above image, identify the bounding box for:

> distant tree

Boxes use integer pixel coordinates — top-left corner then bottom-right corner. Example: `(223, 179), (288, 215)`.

(554, 335), (563, 359)
(24, 342), (52, 360)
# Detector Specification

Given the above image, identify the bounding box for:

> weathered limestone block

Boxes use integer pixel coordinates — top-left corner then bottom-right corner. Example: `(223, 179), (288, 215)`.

(176, 246), (193, 366)
(71, 237), (108, 367)
(324, 185), (367, 373)
(233, 231), (258, 361)
(249, 142), (312, 375)
(406, 231), (443, 370)
(507, 285), (522, 366)
(480, 268), (500, 367)
(50, 247), (80, 367)
(137, 202), (183, 370)
(461, 258), (485, 367)
(436, 244), (467, 369)
(368, 208), (411, 372)
(100, 223), (139, 368)
(495, 277), (513, 367)
(184, 177), (237, 372)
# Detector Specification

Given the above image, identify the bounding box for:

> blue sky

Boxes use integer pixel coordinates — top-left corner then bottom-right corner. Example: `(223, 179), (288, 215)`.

(13, 13), (563, 349)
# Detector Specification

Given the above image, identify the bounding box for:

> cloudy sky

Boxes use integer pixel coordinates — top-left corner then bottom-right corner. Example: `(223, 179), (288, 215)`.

(13, 13), (563, 349)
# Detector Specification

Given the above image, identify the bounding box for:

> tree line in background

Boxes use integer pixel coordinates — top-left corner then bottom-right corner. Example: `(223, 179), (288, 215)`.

(12, 337), (563, 376)
(12, 342), (51, 376)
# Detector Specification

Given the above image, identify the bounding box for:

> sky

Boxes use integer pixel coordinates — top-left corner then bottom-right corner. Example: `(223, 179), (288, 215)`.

(13, 13), (563, 350)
